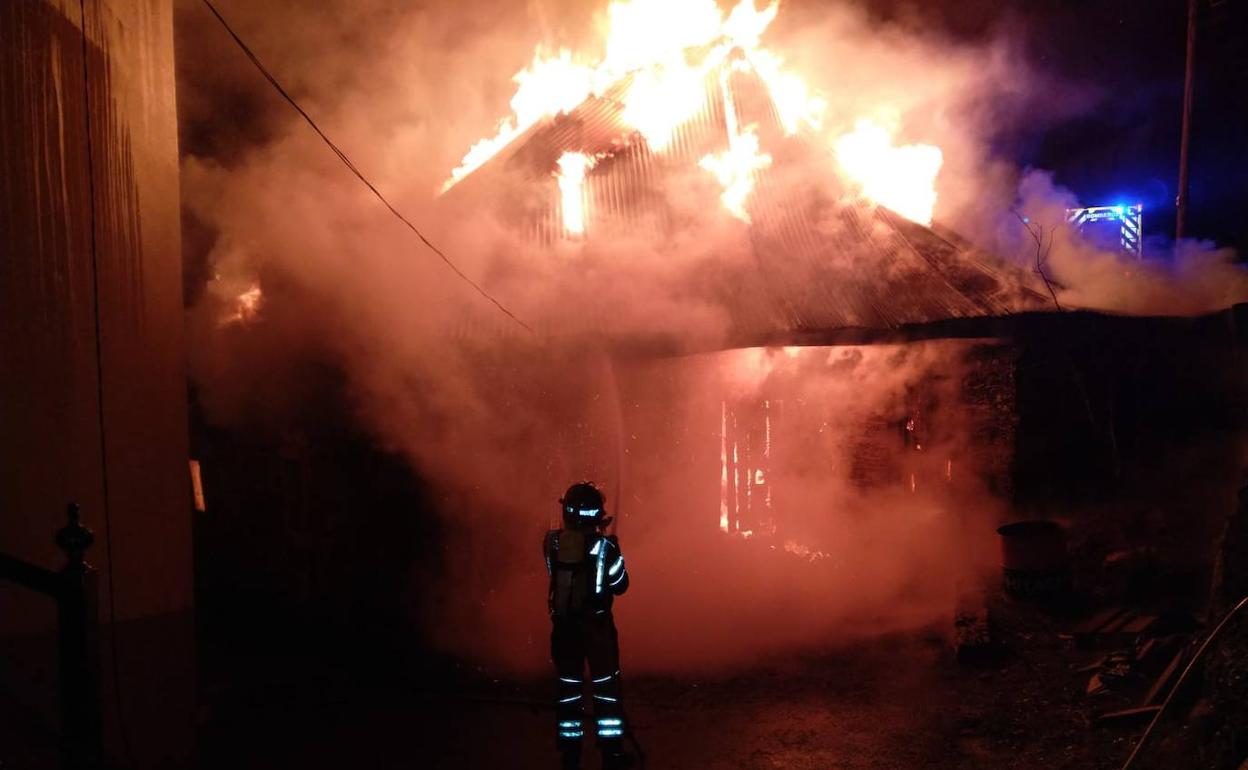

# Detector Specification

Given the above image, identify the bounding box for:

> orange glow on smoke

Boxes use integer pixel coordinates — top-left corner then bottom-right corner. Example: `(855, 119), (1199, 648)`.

(444, 0), (943, 226)
(555, 152), (596, 236)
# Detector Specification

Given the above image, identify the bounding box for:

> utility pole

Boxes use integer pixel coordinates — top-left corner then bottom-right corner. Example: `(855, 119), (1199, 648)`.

(1175, 0), (1198, 240)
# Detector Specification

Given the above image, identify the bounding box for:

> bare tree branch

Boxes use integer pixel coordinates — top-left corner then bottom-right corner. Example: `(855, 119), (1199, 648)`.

(1011, 208), (1063, 312)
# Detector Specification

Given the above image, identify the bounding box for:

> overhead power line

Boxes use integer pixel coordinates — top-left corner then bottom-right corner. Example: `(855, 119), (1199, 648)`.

(199, 0), (534, 334)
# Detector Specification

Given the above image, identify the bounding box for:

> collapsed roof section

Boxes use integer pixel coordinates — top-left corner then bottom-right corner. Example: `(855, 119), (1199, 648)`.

(442, 58), (1053, 351)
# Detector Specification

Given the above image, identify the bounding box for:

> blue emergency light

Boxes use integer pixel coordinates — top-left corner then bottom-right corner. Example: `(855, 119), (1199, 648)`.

(1065, 204), (1143, 256)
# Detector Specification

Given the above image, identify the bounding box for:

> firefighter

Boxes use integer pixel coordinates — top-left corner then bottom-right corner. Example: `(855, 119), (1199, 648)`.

(543, 482), (632, 770)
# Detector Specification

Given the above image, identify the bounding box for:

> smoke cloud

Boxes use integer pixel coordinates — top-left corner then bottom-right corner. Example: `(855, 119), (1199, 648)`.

(178, 0), (1242, 672)
(1004, 170), (1248, 315)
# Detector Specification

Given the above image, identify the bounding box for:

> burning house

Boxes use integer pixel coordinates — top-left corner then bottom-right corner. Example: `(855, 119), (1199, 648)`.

(429, 0), (1057, 554)
(392, 0), (1247, 673)
(5, 0), (1248, 766)
(161, 0), (1247, 686)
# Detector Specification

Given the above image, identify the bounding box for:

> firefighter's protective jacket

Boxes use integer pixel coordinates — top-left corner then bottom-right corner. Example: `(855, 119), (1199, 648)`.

(543, 529), (630, 618)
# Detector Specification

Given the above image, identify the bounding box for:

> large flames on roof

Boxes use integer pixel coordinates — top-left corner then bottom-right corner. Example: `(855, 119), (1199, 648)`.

(442, 0), (943, 227)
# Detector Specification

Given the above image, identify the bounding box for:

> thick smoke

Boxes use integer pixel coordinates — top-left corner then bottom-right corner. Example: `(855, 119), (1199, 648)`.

(178, 0), (1241, 672)
(1004, 170), (1248, 315)
(612, 343), (1005, 671)
(405, 340), (1004, 672)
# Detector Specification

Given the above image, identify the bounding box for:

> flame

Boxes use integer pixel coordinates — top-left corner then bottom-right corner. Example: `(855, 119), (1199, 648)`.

(555, 152), (597, 236)
(719, 2), (825, 136)
(443, 0), (791, 193)
(748, 49), (826, 134)
(620, 63), (711, 152)
(442, 49), (600, 192)
(603, 0), (723, 72)
(511, 49), (601, 126)
(721, 0), (778, 47)
(699, 127), (770, 223)
(443, 0), (943, 227)
(442, 128), (524, 194)
(613, 0), (782, 153)
(698, 62), (771, 223)
(833, 117), (943, 225)
(220, 282), (263, 327)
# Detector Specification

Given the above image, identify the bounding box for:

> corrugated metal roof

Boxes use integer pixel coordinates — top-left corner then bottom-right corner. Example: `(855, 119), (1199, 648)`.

(443, 60), (1052, 349)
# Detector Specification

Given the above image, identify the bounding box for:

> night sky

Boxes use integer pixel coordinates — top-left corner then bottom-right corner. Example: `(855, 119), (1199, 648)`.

(869, 0), (1248, 256)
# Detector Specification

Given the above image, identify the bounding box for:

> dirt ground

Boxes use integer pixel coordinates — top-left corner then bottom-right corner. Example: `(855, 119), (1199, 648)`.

(192, 594), (1158, 770)
(1, 592), (1172, 769)
(203, 639), (955, 769)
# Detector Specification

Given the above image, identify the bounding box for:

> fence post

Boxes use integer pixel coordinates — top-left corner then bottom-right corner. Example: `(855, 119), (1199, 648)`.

(55, 503), (103, 769)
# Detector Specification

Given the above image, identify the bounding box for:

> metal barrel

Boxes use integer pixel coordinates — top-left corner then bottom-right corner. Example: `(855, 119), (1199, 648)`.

(996, 520), (1070, 600)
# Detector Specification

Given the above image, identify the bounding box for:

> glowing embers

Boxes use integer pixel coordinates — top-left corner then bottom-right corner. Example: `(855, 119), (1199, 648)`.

(833, 117), (943, 226)
(555, 152), (598, 237)
(782, 539), (830, 562)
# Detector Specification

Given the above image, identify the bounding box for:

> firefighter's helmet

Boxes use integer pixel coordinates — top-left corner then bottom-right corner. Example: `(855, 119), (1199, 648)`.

(561, 482), (606, 526)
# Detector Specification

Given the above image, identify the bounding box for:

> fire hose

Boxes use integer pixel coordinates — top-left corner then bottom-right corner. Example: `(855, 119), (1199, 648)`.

(1120, 593), (1248, 770)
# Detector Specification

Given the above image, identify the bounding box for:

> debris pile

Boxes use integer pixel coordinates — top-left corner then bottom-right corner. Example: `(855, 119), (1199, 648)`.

(1071, 607), (1200, 727)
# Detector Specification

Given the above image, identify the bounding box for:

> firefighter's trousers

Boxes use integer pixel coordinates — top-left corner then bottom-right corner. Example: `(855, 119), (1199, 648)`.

(551, 612), (625, 755)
